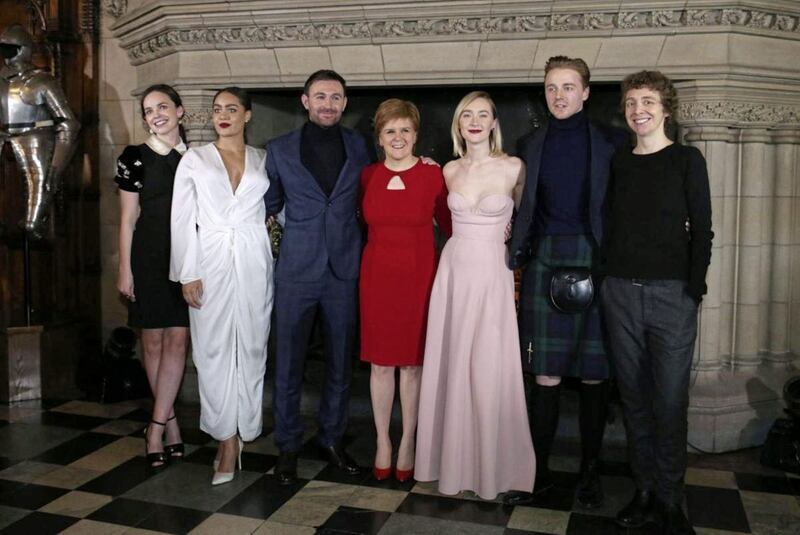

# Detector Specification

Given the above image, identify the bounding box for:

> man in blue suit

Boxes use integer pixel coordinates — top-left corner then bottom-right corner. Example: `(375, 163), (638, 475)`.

(504, 57), (628, 508)
(265, 70), (372, 484)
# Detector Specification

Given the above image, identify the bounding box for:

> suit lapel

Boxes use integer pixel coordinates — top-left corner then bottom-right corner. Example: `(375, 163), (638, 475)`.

(329, 128), (356, 199)
(521, 126), (547, 215)
(588, 123), (611, 213)
(288, 129), (327, 199)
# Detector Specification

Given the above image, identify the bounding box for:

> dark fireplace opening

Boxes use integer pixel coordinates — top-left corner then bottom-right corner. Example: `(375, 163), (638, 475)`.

(249, 84), (629, 160)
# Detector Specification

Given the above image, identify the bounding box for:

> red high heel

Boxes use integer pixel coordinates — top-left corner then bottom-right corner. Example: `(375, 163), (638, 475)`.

(373, 466), (392, 481)
(394, 467), (414, 482)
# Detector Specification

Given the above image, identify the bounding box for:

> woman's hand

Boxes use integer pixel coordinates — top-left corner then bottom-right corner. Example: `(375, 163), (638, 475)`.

(182, 280), (204, 309)
(117, 269), (135, 302)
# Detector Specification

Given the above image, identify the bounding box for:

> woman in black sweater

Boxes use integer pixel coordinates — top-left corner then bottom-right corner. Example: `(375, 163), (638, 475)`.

(602, 71), (712, 535)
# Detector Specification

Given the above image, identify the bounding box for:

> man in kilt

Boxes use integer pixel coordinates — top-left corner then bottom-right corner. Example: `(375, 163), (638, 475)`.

(504, 56), (628, 508)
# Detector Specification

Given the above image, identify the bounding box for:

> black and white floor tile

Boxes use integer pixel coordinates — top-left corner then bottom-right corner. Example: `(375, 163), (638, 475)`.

(0, 399), (797, 534)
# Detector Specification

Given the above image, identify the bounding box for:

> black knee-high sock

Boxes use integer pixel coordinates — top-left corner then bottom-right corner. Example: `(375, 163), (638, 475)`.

(531, 383), (561, 475)
(579, 381), (609, 466)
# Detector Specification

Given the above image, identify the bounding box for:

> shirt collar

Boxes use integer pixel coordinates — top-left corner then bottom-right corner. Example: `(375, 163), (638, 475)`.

(145, 134), (187, 156)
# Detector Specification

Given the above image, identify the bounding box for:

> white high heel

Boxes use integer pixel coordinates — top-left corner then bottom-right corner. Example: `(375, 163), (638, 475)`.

(211, 436), (243, 486)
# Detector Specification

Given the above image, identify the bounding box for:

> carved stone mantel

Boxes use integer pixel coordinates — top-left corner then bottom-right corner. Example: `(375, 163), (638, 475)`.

(108, 1), (800, 142)
(102, 0), (127, 18)
(101, 1), (800, 452)
(110, 1), (800, 90)
(677, 80), (800, 130)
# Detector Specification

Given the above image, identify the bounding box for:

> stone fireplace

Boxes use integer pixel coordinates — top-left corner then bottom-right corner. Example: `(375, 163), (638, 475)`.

(99, 0), (800, 452)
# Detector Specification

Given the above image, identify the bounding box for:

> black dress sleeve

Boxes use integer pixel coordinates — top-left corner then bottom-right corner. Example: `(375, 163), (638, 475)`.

(684, 146), (714, 302)
(115, 145), (145, 192)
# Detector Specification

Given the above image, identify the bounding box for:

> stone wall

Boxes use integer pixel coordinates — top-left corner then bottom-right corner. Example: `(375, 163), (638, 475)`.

(98, 0), (150, 343)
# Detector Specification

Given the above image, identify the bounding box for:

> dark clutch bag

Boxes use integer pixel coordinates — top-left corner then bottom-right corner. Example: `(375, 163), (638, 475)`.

(549, 267), (594, 313)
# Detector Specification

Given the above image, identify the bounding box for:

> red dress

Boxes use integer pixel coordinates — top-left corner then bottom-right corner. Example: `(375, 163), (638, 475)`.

(359, 160), (452, 366)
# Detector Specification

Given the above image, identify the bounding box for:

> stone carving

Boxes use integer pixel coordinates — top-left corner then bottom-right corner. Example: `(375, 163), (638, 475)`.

(617, 12), (643, 29)
(652, 10), (683, 27)
(181, 108), (210, 131)
(103, 0), (126, 19)
(747, 11), (774, 29)
(584, 13), (615, 30)
(721, 9), (747, 26)
(121, 6), (800, 64)
(776, 15), (797, 31)
(678, 101), (800, 125)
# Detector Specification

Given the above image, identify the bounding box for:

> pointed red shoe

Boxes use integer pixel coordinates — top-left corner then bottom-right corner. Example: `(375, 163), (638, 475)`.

(394, 467), (414, 482)
(373, 465), (392, 481)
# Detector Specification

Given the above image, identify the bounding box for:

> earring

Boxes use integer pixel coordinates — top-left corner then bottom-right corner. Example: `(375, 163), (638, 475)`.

(148, 128), (154, 135)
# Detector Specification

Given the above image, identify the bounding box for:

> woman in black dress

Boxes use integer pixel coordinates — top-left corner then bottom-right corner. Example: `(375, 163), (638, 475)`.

(116, 84), (190, 468)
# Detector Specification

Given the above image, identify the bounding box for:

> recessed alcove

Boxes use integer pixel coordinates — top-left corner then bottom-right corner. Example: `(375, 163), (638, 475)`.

(247, 84), (629, 157)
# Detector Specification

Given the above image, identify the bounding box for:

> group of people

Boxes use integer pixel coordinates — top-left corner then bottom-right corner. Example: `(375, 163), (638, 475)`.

(115, 55), (712, 535)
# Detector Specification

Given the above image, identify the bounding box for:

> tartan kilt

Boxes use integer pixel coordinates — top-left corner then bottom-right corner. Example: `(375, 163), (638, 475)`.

(518, 234), (610, 380)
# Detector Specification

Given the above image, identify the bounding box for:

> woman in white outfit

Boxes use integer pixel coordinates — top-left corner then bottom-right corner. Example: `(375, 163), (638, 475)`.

(170, 87), (273, 485)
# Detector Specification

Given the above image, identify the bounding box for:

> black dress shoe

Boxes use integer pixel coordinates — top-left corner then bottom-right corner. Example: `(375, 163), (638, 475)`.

(276, 451), (298, 485)
(660, 502), (696, 535)
(503, 470), (554, 506)
(320, 445), (361, 475)
(575, 460), (604, 509)
(503, 491), (534, 506)
(616, 489), (655, 528)
(533, 470), (555, 495)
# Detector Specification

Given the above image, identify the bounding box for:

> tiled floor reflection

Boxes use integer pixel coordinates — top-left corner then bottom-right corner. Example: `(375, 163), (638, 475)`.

(0, 398), (797, 534)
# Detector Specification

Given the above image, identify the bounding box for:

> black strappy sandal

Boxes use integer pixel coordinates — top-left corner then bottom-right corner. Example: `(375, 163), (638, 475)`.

(164, 414), (185, 460)
(145, 419), (168, 469)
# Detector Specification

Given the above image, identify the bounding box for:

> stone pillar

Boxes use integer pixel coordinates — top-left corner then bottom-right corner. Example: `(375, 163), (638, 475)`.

(177, 89), (216, 145)
(737, 129), (774, 369)
(768, 128), (800, 365)
(678, 80), (800, 451)
(681, 125), (737, 376)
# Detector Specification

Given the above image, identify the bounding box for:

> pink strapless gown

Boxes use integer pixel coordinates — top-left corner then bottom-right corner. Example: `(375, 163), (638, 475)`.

(415, 192), (536, 500)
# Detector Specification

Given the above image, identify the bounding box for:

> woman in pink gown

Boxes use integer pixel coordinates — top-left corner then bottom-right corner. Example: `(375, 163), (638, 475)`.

(415, 91), (536, 500)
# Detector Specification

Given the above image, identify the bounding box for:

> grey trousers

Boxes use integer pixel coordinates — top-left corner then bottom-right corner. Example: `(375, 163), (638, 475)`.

(601, 277), (698, 505)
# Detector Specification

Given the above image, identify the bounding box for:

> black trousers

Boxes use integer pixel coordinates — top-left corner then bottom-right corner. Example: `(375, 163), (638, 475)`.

(601, 277), (698, 505)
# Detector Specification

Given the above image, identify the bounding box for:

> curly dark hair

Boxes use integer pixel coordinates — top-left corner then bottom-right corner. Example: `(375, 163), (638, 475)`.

(620, 70), (677, 123)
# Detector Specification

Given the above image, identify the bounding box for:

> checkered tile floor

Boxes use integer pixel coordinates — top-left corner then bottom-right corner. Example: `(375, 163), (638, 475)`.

(0, 399), (797, 534)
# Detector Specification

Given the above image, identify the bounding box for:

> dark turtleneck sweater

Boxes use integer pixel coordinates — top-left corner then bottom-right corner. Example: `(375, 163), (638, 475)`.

(301, 121), (345, 197)
(533, 109), (591, 236)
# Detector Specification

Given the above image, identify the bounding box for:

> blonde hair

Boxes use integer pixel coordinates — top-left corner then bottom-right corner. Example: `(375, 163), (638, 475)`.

(450, 91), (504, 158)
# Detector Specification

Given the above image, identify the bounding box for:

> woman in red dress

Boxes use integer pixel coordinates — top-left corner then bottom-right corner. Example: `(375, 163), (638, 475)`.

(360, 99), (451, 481)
